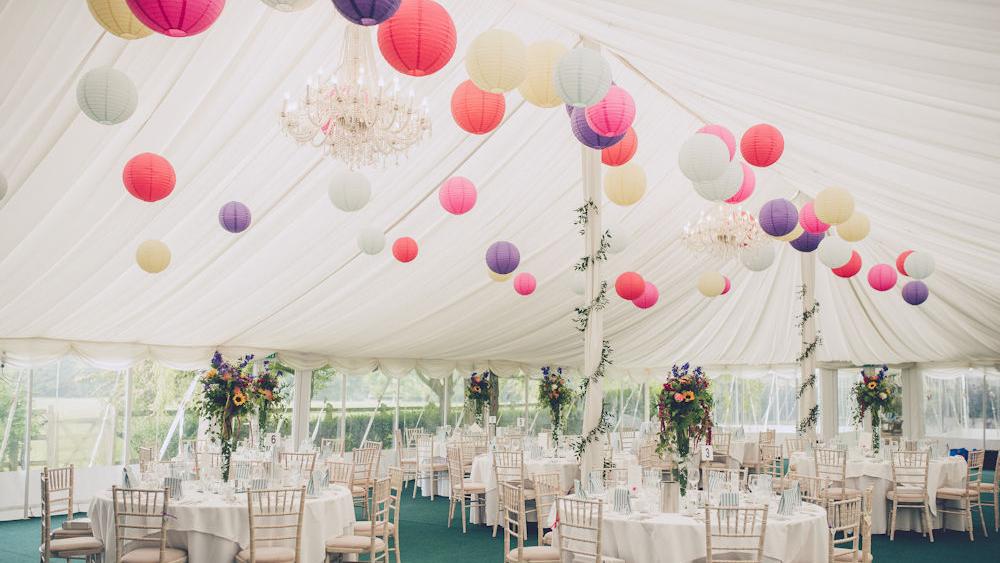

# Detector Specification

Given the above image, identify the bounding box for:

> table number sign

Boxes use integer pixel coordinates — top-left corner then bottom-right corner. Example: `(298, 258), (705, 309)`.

(516, 417), (525, 428)
(701, 445), (714, 462)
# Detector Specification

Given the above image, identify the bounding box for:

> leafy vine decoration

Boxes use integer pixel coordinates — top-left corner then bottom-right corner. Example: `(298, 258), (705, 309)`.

(795, 284), (822, 434)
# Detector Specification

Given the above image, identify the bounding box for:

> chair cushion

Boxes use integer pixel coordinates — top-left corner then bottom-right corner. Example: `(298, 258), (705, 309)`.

(48, 536), (103, 557)
(886, 489), (926, 501)
(505, 546), (560, 562)
(325, 535), (387, 553)
(936, 486), (977, 499)
(235, 546), (296, 563)
(62, 518), (92, 531)
(819, 488), (862, 499)
(832, 547), (860, 561)
(354, 520), (396, 535)
(52, 526), (94, 538)
(971, 481), (996, 492)
(121, 547), (187, 563)
(542, 530), (553, 545)
(463, 480), (487, 493)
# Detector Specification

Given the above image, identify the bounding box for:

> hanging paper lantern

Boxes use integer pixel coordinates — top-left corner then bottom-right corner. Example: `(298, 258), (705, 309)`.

(607, 227), (629, 254)
(868, 264), (897, 291)
(330, 0), (399, 23)
(585, 86), (635, 137)
(632, 281), (658, 309)
(776, 223), (804, 242)
(832, 251), (862, 278)
(615, 272), (645, 300)
(740, 124), (784, 167)
(836, 212), (870, 242)
(451, 80), (505, 135)
(377, 0), (456, 77)
(814, 187), (854, 225)
(123, 153), (175, 202)
(902, 280), (929, 306)
(693, 160), (742, 202)
(136, 240), (170, 273)
(328, 170), (371, 212)
(678, 133), (730, 182)
(697, 124), (736, 160)
(789, 230), (824, 253)
(513, 273), (536, 296)
(601, 127), (637, 167)
(358, 227), (386, 255)
(798, 202), (829, 234)
(740, 244), (775, 272)
(77, 67), (138, 126)
(518, 41), (567, 108)
(554, 47), (611, 107)
(125, 0), (225, 37)
(721, 276), (732, 295)
(724, 163), (755, 204)
(603, 163), (646, 206)
(817, 237), (851, 268)
(489, 269), (512, 282)
(438, 176), (477, 215)
(466, 30), (527, 94)
(570, 107), (624, 149)
(261, 0), (317, 11)
(758, 198), (798, 237)
(903, 252), (935, 279)
(218, 201), (251, 233)
(486, 241), (520, 275)
(697, 271), (725, 297)
(392, 237), (418, 262)
(87, 0), (152, 39)
(895, 250), (913, 276)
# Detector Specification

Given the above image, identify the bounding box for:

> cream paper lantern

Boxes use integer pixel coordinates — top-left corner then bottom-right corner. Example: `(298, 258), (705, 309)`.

(603, 163), (646, 206)
(466, 30), (527, 94)
(775, 222), (804, 242)
(740, 244), (775, 272)
(836, 212), (870, 242)
(77, 67), (138, 125)
(817, 236), (852, 268)
(678, 134), (730, 183)
(260, 0), (317, 11)
(692, 160), (742, 202)
(814, 187), (855, 225)
(489, 269), (513, 282)
(87, 0), (152, 39)
(357, 227), (386, 255)
(903, 252), (935, 279)
(697, 271), (726, 297)
(136, 240), (170, 273)
(554, 47), (612, 107)
(518, 41), (566, 108)
(328, 171), (371, 212)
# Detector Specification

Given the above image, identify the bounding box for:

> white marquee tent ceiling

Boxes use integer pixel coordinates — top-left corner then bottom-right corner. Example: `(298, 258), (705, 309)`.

(0, 0), (998, 371)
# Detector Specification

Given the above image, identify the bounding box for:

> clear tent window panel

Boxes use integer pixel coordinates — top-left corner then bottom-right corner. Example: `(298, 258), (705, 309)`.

(128, 361), (198, 463)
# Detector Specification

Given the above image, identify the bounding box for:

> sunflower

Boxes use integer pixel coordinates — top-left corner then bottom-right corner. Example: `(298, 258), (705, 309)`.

(205, 368), (218, 379)
(233, 390), (247, 406)
(683, 390), (695, 402)
(866, 381), (877, 390)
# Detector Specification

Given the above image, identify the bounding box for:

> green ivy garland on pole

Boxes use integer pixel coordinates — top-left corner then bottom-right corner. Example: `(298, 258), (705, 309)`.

(795, 284), (822, 434)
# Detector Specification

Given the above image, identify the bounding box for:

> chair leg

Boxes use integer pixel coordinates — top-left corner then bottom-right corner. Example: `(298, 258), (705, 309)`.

(924, 503), (934, 542)
(430, 472), (435, 501)
(975, 495), (987, 538)
(461, 494), (468, 534)
(966, 498), (974, 541)
(889, 500), (897, 541)
(994, 492), (999, 532)
(447, 495), (455, 528)
(413, 472), (418, 499)
(394, 529), (401, 563)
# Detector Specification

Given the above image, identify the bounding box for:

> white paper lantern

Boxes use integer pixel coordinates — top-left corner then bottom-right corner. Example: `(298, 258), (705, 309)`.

(678, 134), (730, 183)
(740, 244), (775, 272)
(607, 227), (630, 254)
(466, 30), (527, 94)
(554, 47), (612, 107)
(259, 0), (317, 11)
(692, 160), (742, 202)
(76, 67), (138, 125)
(817, 237), (852, 268)
(328, 171), (371, 212)
(904, 252), (935, 279)
(357, 227), (385, 255)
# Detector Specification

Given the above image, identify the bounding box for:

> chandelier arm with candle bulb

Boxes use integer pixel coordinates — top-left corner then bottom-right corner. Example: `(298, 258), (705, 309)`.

(682, 204), (767, 260)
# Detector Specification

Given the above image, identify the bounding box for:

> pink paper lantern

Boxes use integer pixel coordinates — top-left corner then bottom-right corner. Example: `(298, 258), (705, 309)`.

(724, 163), (755, 204)
(721, 276), (732, 295)
(867, 263), (897, 292)
(632, 281), (658, 309)
(513, 273), (536, 296)
(585, 85), (635, 137)
(126, 0), (225, 37)
(438, 176), (477, 215)
(896, 250), (913, 276)
(799, 201), (829, 234)
(697, 124), (735, 160)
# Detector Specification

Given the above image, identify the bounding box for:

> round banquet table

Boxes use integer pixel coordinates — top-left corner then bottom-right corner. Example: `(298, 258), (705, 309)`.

(88, 484), (356, 563)
(469, 452), (580, 526)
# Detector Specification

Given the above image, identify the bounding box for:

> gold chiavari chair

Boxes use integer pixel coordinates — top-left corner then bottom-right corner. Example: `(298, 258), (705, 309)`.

(887, 450), (933, 542)
(617, 429), (637, 452)
(705, 468), (749, 492)
(112, 486), (186, 563)
(325, 478), (391, 562)
(326, 461), (352, 488)
(44, 466), (92, 539)
(602, 467), (630, 489)
(138, 447), (155, 474)
(320, 438), (345, 458)
(972, 453), (999, 533)
(492, 449), (535, 537)
(701, 506), (768, 563)
(859, 485), (875, 563)
(352, 442), (382, 517)
(445, 445), (486, 533)
(758, 429), (776, 445)
(393, 429), (418, 493)
(532, 472), (561, 545)
(937, 449), (988, 541)
(39, 471), (103, 563)
(828, 494), (864, 562)
(353, 468), (404, 563)
(279, 452), (317, 475)
(237, 487), (305, 563)
(557, 496), (624, 563)
(499, 483), (560, 563)
(414, 434), (448, 500)
(638, 442), (671, 472)
(815, 448), (861, 500)
(195, 451), (223, 479)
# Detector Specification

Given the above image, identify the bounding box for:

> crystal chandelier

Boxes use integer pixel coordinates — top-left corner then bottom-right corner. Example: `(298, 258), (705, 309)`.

(279, 26), (431, 169)
(682, 204), (768, 260)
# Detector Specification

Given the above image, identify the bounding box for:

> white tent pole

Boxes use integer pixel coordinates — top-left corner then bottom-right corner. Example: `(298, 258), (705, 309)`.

(799, 249), (818, 442)
(22, 369), (33, 519)
(291, 369), (313, 449)
(121, 368), (133, 466)
(0, 371), (23, 463)
(983, 366), (987, 452)
(339, 372), (347, 443)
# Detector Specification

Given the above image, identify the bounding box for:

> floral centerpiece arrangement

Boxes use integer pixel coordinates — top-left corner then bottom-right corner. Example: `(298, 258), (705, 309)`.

(850, 364), (894, 453)
(538, 366), (573, 447)
(466, 370), (493, 423)
(656, 363), (713, 495)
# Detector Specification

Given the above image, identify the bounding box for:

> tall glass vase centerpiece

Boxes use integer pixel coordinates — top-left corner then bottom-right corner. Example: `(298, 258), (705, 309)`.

(538, 367), (573, 448)
(466, 370), (493, 425)
(656, 364), (714, 496)
(851, 364), (893, 454)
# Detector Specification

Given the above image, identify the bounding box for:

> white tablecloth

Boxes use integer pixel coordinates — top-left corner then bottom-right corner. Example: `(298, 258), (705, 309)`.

(469, 453), (580, 526)
(89, 485), (356, 563)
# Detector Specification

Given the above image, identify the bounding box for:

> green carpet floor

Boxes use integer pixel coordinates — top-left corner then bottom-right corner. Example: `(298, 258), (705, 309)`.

(2, 479), (995, 563)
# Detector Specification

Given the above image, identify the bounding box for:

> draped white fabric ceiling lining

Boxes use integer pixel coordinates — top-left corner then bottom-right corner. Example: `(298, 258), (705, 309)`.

(0, 0), (997, 372)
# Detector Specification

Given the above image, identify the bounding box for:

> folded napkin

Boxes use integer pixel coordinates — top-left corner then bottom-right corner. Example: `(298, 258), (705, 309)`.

(613, 486), (632, 514)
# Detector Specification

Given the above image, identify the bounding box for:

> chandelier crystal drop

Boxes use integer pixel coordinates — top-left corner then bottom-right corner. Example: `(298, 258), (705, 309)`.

(279, 26), (431, 169)
(682, 204), (767, 260)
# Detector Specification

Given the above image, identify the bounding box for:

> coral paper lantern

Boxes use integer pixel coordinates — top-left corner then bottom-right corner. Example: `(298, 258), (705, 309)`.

(697, 124), (736, 160)
(868, 263), (897, 291)
(392, 237), (418, 262)
(632, 281), (658, 309)
(724, 163), (755, 204)
(513, 273), (536, 295)
(799, 201), (829, 234)
(486, 241), (520, 275)
(438, 176), (477, 215)
(678, 133), (730, 182)
(896, 250), (914, 275)
(585, 85), (635, 137)
(836, 212), (870, 242)
(758, 198), (798, 237)
(489, 269), (512, 282)
(136, 240), (170, 273)
(741, 244), (775, 272)
(358, 227), (386, 255)
(261, 0), (317, 11)
(125, 0), (225, 37)
(377, 0), (456, 77)
(814, 187), (854, 225)
(328, 170), (371, 212)
(693, 160), (742, 202)
(721, 276), (732, 295)
(603, 162), (646, 206)
(903, 252), (935, 279)
(218, 201), (251, 233)
(789, 230), (824, 253)
(817, 237), (851, 268)
(740, 124), (784, 167)
(87, 0), (152, 39)
(518, 41), (567, 108)
(330, 0), (399, 24)
(902, 280), (929, 305)
(615, 272), (645, 300)
(697, 271), (725, 297)
(554, 47), (612, 107)
(466, 30), (527, 94)
(451, 80), (505, 135)
(570, 107), (624, 149)
(123, 153), (175, 202)
(832, 251), (862, 278)
(601, 127), (637, 166)
(77, 67), (138, 125)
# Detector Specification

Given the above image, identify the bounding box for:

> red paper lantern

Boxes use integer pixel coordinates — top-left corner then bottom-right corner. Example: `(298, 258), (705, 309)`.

(122, 152), (175, 202)
(392, 237), (418, 262)
(451, 80), (505, 135)
(740, 124), (784, 167)
(615, 272), (644, 300)
(377, 0), (456, 77)
(601, 127), (637, 167)
(513, 273), (536, 296)
(721, 276), (732, 295)
(126, 0), (225, 37)
(896, 250), (913, 276)
(832, 251), (862, 278)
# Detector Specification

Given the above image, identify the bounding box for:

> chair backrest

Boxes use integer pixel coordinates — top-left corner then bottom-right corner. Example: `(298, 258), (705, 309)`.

(783, 438), (808, 458)
(39, 471), (54, 562)
(890, 451), (929, 491)
(364, 478), (391, 555)
(712, 431), (732, 457)
(966, 449), (986, 489)
(618, 429), (637, 451)
(814, 448), (847, 484)
(860, 485), (874, 563)
(279, 452), (317, 474)
(246, 487), (305, 563)
(557, 496), (604, 563)
(138, 447), (154, 473)
(387, 467), (403, 526)
(446, 445), (466, 493)
(493, 449), (526, 486)
(759, 445), (783, 480)
(326, 461), (352, 487)
(416, 434), (438, 467)
(786, 472), (830, 509)
(499, 482), (528, 559)
(706, 468), (748, 492)
(704, 505), (768, 563)
(231, 459), (271, 483)
(196, 450), (224, 477)
(827, 494), (863, 561)
(352, 443), (382, 486)
(112, 487), (171, 563)
(532, 472), (561, 524)
(460, 438), (482, 467)
(321, 438), (345, 457)
(603, 466), (629, 488)
(44, 465), (76, 519)
(404, 428), (427, 448)
(758, 430), (776, 445)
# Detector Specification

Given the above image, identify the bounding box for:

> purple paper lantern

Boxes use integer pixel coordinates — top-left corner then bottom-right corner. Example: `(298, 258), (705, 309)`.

(759, 198), (799, 237)
(219, 201), (251, 233)
(902, 280), (929, 305)
(486, 241), (520, 275)
(570, 107), (625, 150)
(331, 0), (401, 25)
(789, 230), (824, 253)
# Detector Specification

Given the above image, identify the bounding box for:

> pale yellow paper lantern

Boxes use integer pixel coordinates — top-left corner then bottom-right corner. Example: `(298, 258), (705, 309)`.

(136, 240), (171, 273)
(775, 222), (804, 242)
(697, 271), (726, 297)
(488, 270), (512, 282)
(836, 211), (870, 242)
(814, 187), (855, 225)
(87, 0), (153, 40)
(603, 163), (646, 206)
(466, 30), (527, 94)
(518, 41), (567, 108)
